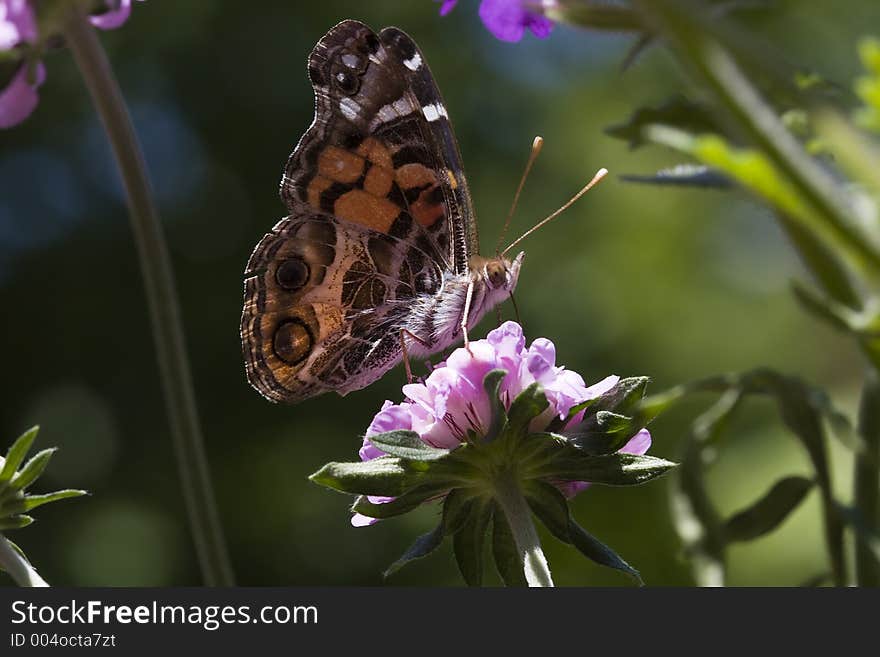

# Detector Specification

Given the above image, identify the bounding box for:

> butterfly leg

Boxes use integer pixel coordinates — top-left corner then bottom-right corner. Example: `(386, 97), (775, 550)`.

(400, 329), (433, 384)
(461, 278), (474, 355)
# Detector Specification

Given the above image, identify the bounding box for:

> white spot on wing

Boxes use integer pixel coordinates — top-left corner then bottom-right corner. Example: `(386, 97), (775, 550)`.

(422, 103), (448, 122)
(404, 52), (422, 71)
(339, 97), (360, 121)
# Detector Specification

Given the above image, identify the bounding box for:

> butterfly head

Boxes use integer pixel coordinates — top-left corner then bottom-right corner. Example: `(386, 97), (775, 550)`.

(472, 251), (524, 297)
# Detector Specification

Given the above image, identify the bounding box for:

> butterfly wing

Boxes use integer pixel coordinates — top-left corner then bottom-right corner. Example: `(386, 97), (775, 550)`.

(242, 20), (475, 403)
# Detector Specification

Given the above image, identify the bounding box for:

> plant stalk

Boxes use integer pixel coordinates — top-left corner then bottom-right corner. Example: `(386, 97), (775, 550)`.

(0, 534), (49, 587)
(493, 472), (554, 587)
(855, 372), (880, 586)
(61, 7), (234, 586)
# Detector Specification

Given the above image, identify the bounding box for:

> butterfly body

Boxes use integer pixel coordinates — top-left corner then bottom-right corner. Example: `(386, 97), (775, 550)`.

(241, 20), (522, 403)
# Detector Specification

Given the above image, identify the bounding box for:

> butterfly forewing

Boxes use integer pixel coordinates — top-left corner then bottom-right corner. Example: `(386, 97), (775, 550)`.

(242, 20), (479, 403)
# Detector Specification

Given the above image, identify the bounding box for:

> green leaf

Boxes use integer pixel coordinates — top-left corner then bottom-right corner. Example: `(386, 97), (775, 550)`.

(723, 476), (815, 542)
(442, 488), (476, 535)
(482, 369), (508, 442)
(606, 95), (721, 149)
(453, 498), (493, 586)
(9, 448), (57, 492)
(491, 504), (528, 587)
(350, 483), (447, 520)
(0, 515), (34, 530)
(506, 382), (549, 436)
(0, 426), (39, 489)
(621, 164), (732, 188)
(0, 489), (87, 516)
(384, 522), (445, 579)
(309, 458), (419, 496)
(368, 430), (451, 461)
(541, 452), (677, 486)
(593, 377), (651, 415)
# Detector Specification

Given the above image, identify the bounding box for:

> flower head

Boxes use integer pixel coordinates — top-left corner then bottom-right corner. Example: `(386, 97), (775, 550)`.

(351, 321), (653, 525)
(89, 0), (146, 31)
(311, 322), (674, 584)
(437, 0), (555, 42)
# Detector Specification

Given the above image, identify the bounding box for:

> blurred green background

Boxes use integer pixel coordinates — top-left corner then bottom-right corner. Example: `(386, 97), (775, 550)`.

(0, 0), (876, 586)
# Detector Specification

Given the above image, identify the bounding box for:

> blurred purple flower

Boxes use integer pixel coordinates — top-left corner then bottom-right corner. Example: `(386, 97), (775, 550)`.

(351, 321), (651, 526)
(89, 0), (146, 31)
(0, 0), (145, 129)
(437, 0), (555, 42)
(0, 61), (44, 128)
(0, 0), (39, 128)
(0, 0), (36, 50)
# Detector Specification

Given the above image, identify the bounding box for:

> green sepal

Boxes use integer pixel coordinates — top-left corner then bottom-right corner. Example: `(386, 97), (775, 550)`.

(368, 430), (451, 461)
(0, 515), (34, 531)
(383, 522), (445, 579)
(525, 480), (641, 583)
(491, 503), (528, 587)
(309, 457), (420, 496)
(0, 426), (39, 489)
(482, 369), (509, 442)
(723, 476), (815, 543)
(537, 451), (677, 486)
(9, 448), (57, 492)
(506, 383), (549, 436)
(453, 497), (493, 587)
(351, 483), (448, 520)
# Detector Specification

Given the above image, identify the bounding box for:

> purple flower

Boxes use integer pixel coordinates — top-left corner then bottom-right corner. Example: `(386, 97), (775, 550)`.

(0, 0), (36, 50)
(0, 0), (39, 128)
(351, 321), (652, 526)
(437, 0), (555, 43)
(0, 61), (44, 129)
(89, 0), (145, 31)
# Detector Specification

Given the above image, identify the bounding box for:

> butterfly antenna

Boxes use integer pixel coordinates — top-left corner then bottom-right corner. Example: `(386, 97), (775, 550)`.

(495, 136), (544, 255)
(501, 167), (608, 257)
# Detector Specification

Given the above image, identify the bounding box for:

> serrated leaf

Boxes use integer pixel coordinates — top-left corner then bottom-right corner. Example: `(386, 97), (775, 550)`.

(453, 498), (492, 586)
(368, 430), (451, 461)
(0, 515), (33, 530)
(506, 382), (549, 435)
(723, 476), (815, 542)
(0, 426), (39, 488)
(309, 458), (418, 496)
(383, 522), (445, 579)
(541, 452), (677, 486)
(9, 448), (57, 492)
(491, 503), (528, 587)
(482, 369), (508, 442)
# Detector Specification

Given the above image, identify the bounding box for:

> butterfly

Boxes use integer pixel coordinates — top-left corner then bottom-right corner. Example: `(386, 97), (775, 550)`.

(241, 20), (606, 403)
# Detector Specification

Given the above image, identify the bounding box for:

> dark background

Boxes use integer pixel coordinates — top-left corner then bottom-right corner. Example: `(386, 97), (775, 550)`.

(0, 0), (876, 586)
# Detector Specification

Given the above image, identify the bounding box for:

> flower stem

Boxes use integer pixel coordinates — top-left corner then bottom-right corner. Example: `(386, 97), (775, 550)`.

(493, 472), (554, 587)
(61, 7), (234, 586)
(0, 534), (49, 587)
(855, 372), (880, 586)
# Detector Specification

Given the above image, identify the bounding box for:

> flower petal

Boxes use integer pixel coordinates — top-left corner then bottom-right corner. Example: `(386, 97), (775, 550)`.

(89, 0), (138, 31)
(437, 0), (458, 16)
(0, 0), (37, 49)
(478, 0), (529, 42)
(351, 513), (380, 527)
(621, 428), (652, 456)
(0, 62), (44, 129)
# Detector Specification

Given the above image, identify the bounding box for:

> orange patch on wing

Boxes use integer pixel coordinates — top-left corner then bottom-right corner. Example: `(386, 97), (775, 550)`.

(395, 162), (435, 190)
(318, 146), (364, 184)
(363, 165), (393, 197)
(334, 189), (400, 232)
(357, 138), (393, 169)
(411, 190), (445, 228)
(307, 175), (333, 209)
